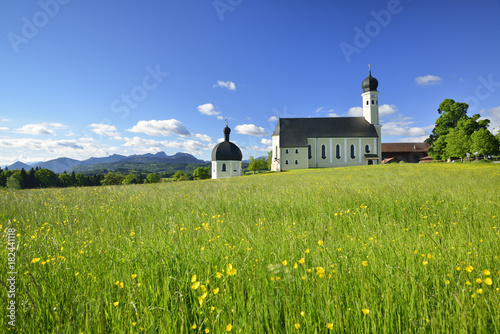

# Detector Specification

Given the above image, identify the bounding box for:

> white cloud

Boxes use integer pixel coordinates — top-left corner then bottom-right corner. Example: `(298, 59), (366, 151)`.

(268, 116), (278, 122)
(0, 127), (9, 131)
(480, 106), (500, 133)
(127, 119), (191, 137)
(315, 107), (324, 113)
(379, 104), (398, 117)
(415, 75), (443, 86)
(382, 119), (434, 137)
(328, 112), (340, 117)
(197, 103), (221, 117)
(213, 80), (236, 91)
(261, 138), (272, 146)
(234, 124), (268, 137)
(88, 123), (122, 139)
(217, 116), (224, 120)
(347, 107), (363, 117)
(1, 119), (9, 122)
(398, 136), (430, 142)
(195, 133), (212, 142)
(13, 122), (66, 135)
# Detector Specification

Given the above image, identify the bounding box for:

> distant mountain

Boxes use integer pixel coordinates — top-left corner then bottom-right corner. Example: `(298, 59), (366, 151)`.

(4, 152), (207, 174)
(6, 161), (32, 171)
(78, 154), (127, 166)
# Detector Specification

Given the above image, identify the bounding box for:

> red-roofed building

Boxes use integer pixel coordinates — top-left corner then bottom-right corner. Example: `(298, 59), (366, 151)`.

(381, 143), (430, 163)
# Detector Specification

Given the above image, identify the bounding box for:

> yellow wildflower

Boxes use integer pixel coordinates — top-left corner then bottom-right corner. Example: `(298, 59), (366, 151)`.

(294, 323), (301, 329)
(483, 269), (491, 276)
(484, 277), (493, 285)
(318, 240), (323, 246)
(226, 324), (232, 331)
(191, 275), (197, 283)
(113, 301), (119, 307)
(192, 281), (201, 290)
(192, 324), (197, 329)
(465, 265), (474, 273)
(361, 261), (368, 267)
(132, 274), (137, 279)
(212, 287), (220, 295)
(327, 323), (334, 330)
(31, 258), (41, 264)
(216, 272), (223, 278)
(282, 260), (288, 266)
(227, 264), (237, 276)
(362, 308), (370, 315)
(476, 278), (482, 284)
(298, 258), (305, 264)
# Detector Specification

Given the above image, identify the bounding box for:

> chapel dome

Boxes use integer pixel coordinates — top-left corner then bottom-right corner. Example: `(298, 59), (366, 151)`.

(211, 124), (242, 161)
(362, 68), (378, 92)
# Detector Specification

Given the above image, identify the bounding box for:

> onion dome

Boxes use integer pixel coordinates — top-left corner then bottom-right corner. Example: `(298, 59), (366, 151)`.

(362, 65), (378, 92)
(211, 122), (242, 161)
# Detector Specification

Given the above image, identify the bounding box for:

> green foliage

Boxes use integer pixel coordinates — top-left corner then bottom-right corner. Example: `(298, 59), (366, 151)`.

(101, 172), (125, 186)
(267, 150), (272, 170)
(248, 156), (267, 174)
(471, 128), (499, 158)
(427, 99), (490, 160)
(172, 170), (189, 181)
(122, 174), (137, 185)
(35, 168), (59, 188)
(5, 175), (21, 189)
(146, 173), (161, 184)
(193, 167), (210, 180)
(1, 164), (499, 333)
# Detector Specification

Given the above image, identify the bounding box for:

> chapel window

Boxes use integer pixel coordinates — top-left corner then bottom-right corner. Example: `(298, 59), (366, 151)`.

(222, 163), (226, 172)
(336, 144), (341, 159)
(321, 145), (326, 159)
(308, 145), (312, 159)
(350, 145), (356, 159)
(365, 145), (370, 153)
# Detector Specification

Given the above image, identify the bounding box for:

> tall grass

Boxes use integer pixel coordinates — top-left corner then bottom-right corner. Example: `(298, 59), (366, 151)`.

(1, 163), (499, 333)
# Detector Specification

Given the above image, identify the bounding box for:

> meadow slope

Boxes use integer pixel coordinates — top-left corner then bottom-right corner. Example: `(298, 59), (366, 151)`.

(1, 163), (499, 333)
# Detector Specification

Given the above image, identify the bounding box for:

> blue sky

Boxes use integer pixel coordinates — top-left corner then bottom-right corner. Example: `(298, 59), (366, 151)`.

(1, 0), (499, 165)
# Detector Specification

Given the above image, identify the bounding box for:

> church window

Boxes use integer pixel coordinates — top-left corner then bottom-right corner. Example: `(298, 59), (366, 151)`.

(321, 145), (326, 159)
(285, 160), (289, 165)
(285, 149), (289, 154)
(222, 163), (226, 172)
(295, 149), (299, 154)
(366, 101), (369, 105)
(295, 160), (299, 165)
(372, 100), (374, 105)
(350, 145), (356, 159)
(365, 144), (370, 153)
(308, 145), (312, 159)
(336, 144), (341, 159)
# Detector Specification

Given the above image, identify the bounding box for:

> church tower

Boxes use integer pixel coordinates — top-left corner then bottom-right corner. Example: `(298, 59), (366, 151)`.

(211, 121), (242, 179)
(361, 64), (379, 125)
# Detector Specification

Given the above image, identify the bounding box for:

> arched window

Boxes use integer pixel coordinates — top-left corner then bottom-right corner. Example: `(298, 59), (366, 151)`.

(295, 148), (299, 154)
(350, 144), (355, 159)
(365, 144), (370, 153)
(366, 101), (369, 105)
(308, 145), (312, 159)
(372, 100), (374, 104)
(221, 163), (226, 172)
(285, 160), (289, 165)
(285, 149), (289, 154)
(295, 160), (299, 165)
(321, 145), (326, 159)
(336, 144), (341, 159)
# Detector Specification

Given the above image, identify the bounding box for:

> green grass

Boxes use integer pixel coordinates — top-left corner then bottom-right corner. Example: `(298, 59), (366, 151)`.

(1, 163), (499, 333)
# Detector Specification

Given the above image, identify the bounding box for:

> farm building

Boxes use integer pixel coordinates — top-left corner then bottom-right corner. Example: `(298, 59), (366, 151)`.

(271, 67), (382, 171)
(381, 142), (430, 163)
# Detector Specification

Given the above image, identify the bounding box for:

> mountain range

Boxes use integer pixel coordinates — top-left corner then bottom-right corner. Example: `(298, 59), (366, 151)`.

(5, 152), (207, 174)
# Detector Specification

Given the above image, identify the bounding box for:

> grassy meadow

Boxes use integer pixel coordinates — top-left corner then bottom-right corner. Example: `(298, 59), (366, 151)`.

(1, 163), (499, 333)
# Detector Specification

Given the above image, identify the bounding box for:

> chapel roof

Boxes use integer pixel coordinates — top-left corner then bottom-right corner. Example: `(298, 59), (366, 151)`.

(272, 117), (379, 147)
(211, 123), (242, 161)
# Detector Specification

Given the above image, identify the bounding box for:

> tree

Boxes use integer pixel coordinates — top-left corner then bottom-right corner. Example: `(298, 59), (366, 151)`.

(35, 169), (59, 188)
(6, 176), (21, 190)
(101, 172), (125, 186)
(267, 151), (272, 170)
(146, 173), (161, 183)
(193, 167), (210, 180)
(75, 173), (88, 187)
(471, 128), (499, 158)
(172, 170), (189, 181)
(248, 156), (267, 175)
(426, 99), (490, 160)
(59, 173), (74, 187)
(122, 174), (137, 185)
(11, 171), (25, 189)
(445, 126), (471, 161)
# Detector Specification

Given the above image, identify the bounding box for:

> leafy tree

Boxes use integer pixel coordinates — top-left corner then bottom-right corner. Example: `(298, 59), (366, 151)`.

(0, 170), (6, 188)
(248, 156), (267, 174)
(26, 168), (39, 189)
(146, 173), (161, 183)
(122, 174), (137, 185)
(193, 167), (210, 180)
(11, 171), (25, 189)
(426, 99), (490, 160)
(267, 151), (272, 170)
(101, 172), (125, 186)
(471, 128), (499, 158)
(35, 169), (59, 188)
(59, 173), (74, 187)
(445, 126), (471, 161)
(172, 170), (189, 181)
(75, 173), (89, 187)
(6, 176), (21, 190)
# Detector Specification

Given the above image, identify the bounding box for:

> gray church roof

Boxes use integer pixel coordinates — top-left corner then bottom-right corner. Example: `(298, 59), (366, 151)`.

(272, 117), (379, 147)
(211, 124), (242, 161)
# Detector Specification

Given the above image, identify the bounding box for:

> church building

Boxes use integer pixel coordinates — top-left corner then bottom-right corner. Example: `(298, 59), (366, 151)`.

(271, 67), (382, 171)
(211, 122), (242, 179)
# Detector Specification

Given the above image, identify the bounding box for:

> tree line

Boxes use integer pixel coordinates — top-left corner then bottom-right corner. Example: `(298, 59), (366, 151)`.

(426, 99), (500, 161)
